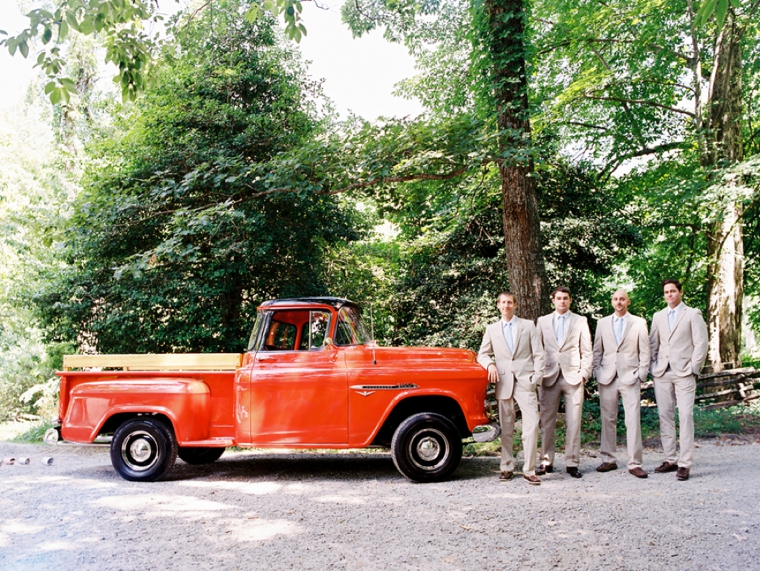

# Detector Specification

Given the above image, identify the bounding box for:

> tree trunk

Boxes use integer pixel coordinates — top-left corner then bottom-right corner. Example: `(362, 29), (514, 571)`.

(702, 13), (744, 371)
(481, 0), (550, 320)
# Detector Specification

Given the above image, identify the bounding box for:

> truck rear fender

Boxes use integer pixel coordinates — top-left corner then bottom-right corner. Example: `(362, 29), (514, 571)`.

(61, 378), (211, 444)
(370, 394), (469, 448)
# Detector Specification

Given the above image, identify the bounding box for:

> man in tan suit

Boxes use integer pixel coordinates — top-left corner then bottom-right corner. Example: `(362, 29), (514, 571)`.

(649, 279), (708, 481)
(593, 290), (650, 478)
(478, 292), (546, 484)
(536, 287), (593, 478)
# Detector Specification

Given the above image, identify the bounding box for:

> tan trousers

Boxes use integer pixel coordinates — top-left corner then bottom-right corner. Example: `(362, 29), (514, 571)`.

(653, 370), (696, 468)
(539, 374), (584, 468)
(599, 378), (643, 469)
(498, 382), (539, 475)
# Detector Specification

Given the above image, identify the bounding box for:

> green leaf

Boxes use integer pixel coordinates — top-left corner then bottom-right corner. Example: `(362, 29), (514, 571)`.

(66, 11), (81, 32)
(19, 40), (29, 58)
(245, 5), (262, 22)
(49, 87), (61, 104)
(44, 81), (56, 94)
(715, 0), (728, 27)
(60, 77), (77, 93)
(42, 27), (52, 44)
(79, 17), (94, 35)
(59, 20), (69, 40)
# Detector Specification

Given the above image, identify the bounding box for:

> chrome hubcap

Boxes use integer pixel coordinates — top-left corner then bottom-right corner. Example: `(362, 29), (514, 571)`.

(417, 437), (440, 461)
(409, 428), (449, 471)
(122, 430), (159, 472)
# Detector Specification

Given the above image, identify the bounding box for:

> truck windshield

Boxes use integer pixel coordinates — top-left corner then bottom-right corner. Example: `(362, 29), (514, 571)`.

(247, 311), (268, 351)
(335, 306), (373, 346)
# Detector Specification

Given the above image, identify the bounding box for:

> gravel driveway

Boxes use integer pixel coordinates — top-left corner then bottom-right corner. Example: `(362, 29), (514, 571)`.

(1, 439), (758, 571)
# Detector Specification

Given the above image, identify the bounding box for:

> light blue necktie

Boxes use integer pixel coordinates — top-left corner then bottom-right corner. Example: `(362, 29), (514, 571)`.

(556, 315), (565, 344)
(668, 309), (675, 332)
(614, 317), (623, 345)
(504, 322), (514, 353)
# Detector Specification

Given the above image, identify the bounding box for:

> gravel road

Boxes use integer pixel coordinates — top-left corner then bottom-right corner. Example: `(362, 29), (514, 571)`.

(1, 439), (759, 571)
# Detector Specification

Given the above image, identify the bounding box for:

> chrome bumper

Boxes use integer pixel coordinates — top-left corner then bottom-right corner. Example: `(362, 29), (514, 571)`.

(471, 423), (501, 443)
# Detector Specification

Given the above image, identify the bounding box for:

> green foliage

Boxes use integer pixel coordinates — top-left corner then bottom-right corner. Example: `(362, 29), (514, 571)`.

(11, 418), (57, 442)
(2, 0), (158, 103)
(0, 92), (77, 418)
(35, 9), (360, 353)
(693, 404), (760, 436)
(2, 0), (316, 104)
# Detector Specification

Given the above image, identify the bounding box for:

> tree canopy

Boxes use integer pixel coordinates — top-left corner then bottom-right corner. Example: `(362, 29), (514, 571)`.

(2, 0), (760, 419)
(34, 7), (361, 353)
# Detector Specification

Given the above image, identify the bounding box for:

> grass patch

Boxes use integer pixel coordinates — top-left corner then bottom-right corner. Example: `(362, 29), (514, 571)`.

(694, 404), (760, 437)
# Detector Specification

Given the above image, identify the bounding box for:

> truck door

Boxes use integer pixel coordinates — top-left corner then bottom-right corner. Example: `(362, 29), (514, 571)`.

(247, 309), (348, 445)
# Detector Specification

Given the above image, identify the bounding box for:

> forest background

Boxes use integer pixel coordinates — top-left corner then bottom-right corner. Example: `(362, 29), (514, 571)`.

(1, 0), (760, 440)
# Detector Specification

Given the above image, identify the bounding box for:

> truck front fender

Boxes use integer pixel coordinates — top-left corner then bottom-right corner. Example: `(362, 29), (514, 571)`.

(61, 378), (211, 444)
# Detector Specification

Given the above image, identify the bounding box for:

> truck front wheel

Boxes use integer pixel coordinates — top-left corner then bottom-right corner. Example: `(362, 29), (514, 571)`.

(391, 412), (462, 483)
(177, 446), (225, 465)
(110, 418), (178, 482)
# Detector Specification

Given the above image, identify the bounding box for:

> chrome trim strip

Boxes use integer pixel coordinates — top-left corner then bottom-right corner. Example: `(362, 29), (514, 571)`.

(350, 383), (419, 391)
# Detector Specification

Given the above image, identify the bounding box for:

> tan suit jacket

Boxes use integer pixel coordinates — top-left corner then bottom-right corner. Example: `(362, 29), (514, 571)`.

(477, 317), (546, 400)
(649, 303), (708, 378)
(537, 311), (593, 387)
(593, 313), (650, 386)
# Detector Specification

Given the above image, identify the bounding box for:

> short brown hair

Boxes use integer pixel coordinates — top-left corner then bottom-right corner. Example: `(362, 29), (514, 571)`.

(661, 279), (683, 292)
(497, 292), (516, 303)
(551, 286), (571, 299)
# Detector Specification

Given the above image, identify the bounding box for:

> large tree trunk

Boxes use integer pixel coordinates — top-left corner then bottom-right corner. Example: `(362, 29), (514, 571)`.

(481, 0), (550, 320)
(702, 13), (744, 371)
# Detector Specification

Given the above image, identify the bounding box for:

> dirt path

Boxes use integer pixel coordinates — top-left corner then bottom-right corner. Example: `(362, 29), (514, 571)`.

(1, 440), (759, 571)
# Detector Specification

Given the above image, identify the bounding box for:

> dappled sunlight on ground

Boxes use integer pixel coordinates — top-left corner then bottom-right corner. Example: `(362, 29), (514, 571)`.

(225, 518), (304, 542)
(94, 494), (233, 514)
(179, 480), (283, 495)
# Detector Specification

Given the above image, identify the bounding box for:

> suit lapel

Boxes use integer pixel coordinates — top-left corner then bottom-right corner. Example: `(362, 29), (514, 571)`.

(511, 319), (521, 357)
(496, 322), (513, 357)
(668, 306), (687, 339)
(545, 316), (559, 351)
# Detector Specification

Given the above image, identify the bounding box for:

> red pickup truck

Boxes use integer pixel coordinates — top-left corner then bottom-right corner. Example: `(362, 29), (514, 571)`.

(51, 297), (494, 483)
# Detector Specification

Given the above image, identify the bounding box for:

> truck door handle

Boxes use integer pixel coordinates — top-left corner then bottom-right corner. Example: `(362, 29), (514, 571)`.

(257, 356), (275, 362)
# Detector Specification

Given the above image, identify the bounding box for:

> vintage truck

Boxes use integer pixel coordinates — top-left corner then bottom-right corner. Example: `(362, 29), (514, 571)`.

(49, 297), (495, 483)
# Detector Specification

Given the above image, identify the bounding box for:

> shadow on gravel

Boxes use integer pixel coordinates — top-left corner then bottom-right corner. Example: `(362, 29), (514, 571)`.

(169, 452), (401, 483)
(52, 449), (501, 484)
(171, 452), (499, 481)
(167, 453), (501, 483)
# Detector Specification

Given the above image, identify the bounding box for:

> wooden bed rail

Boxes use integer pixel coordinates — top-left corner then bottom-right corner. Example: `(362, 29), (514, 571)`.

(62, 353), (243, 371)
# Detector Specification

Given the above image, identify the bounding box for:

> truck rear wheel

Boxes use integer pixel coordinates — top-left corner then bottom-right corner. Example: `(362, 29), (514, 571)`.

(110, 417), (178, 482)
(177, 446), (225, 465)
(391, 412), (462, 483)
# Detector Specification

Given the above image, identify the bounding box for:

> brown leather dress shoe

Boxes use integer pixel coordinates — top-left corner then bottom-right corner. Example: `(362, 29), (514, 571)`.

(596, 462), (618, 472)
(566, 467), (582, 478)
(499, 471), (514, 481)
(524, 474), (541, 485)
(535, 464), (553, 476)
(629, 467), (648, 479)
(654, 461), (678, 473)
(676, 467), (690, 481)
